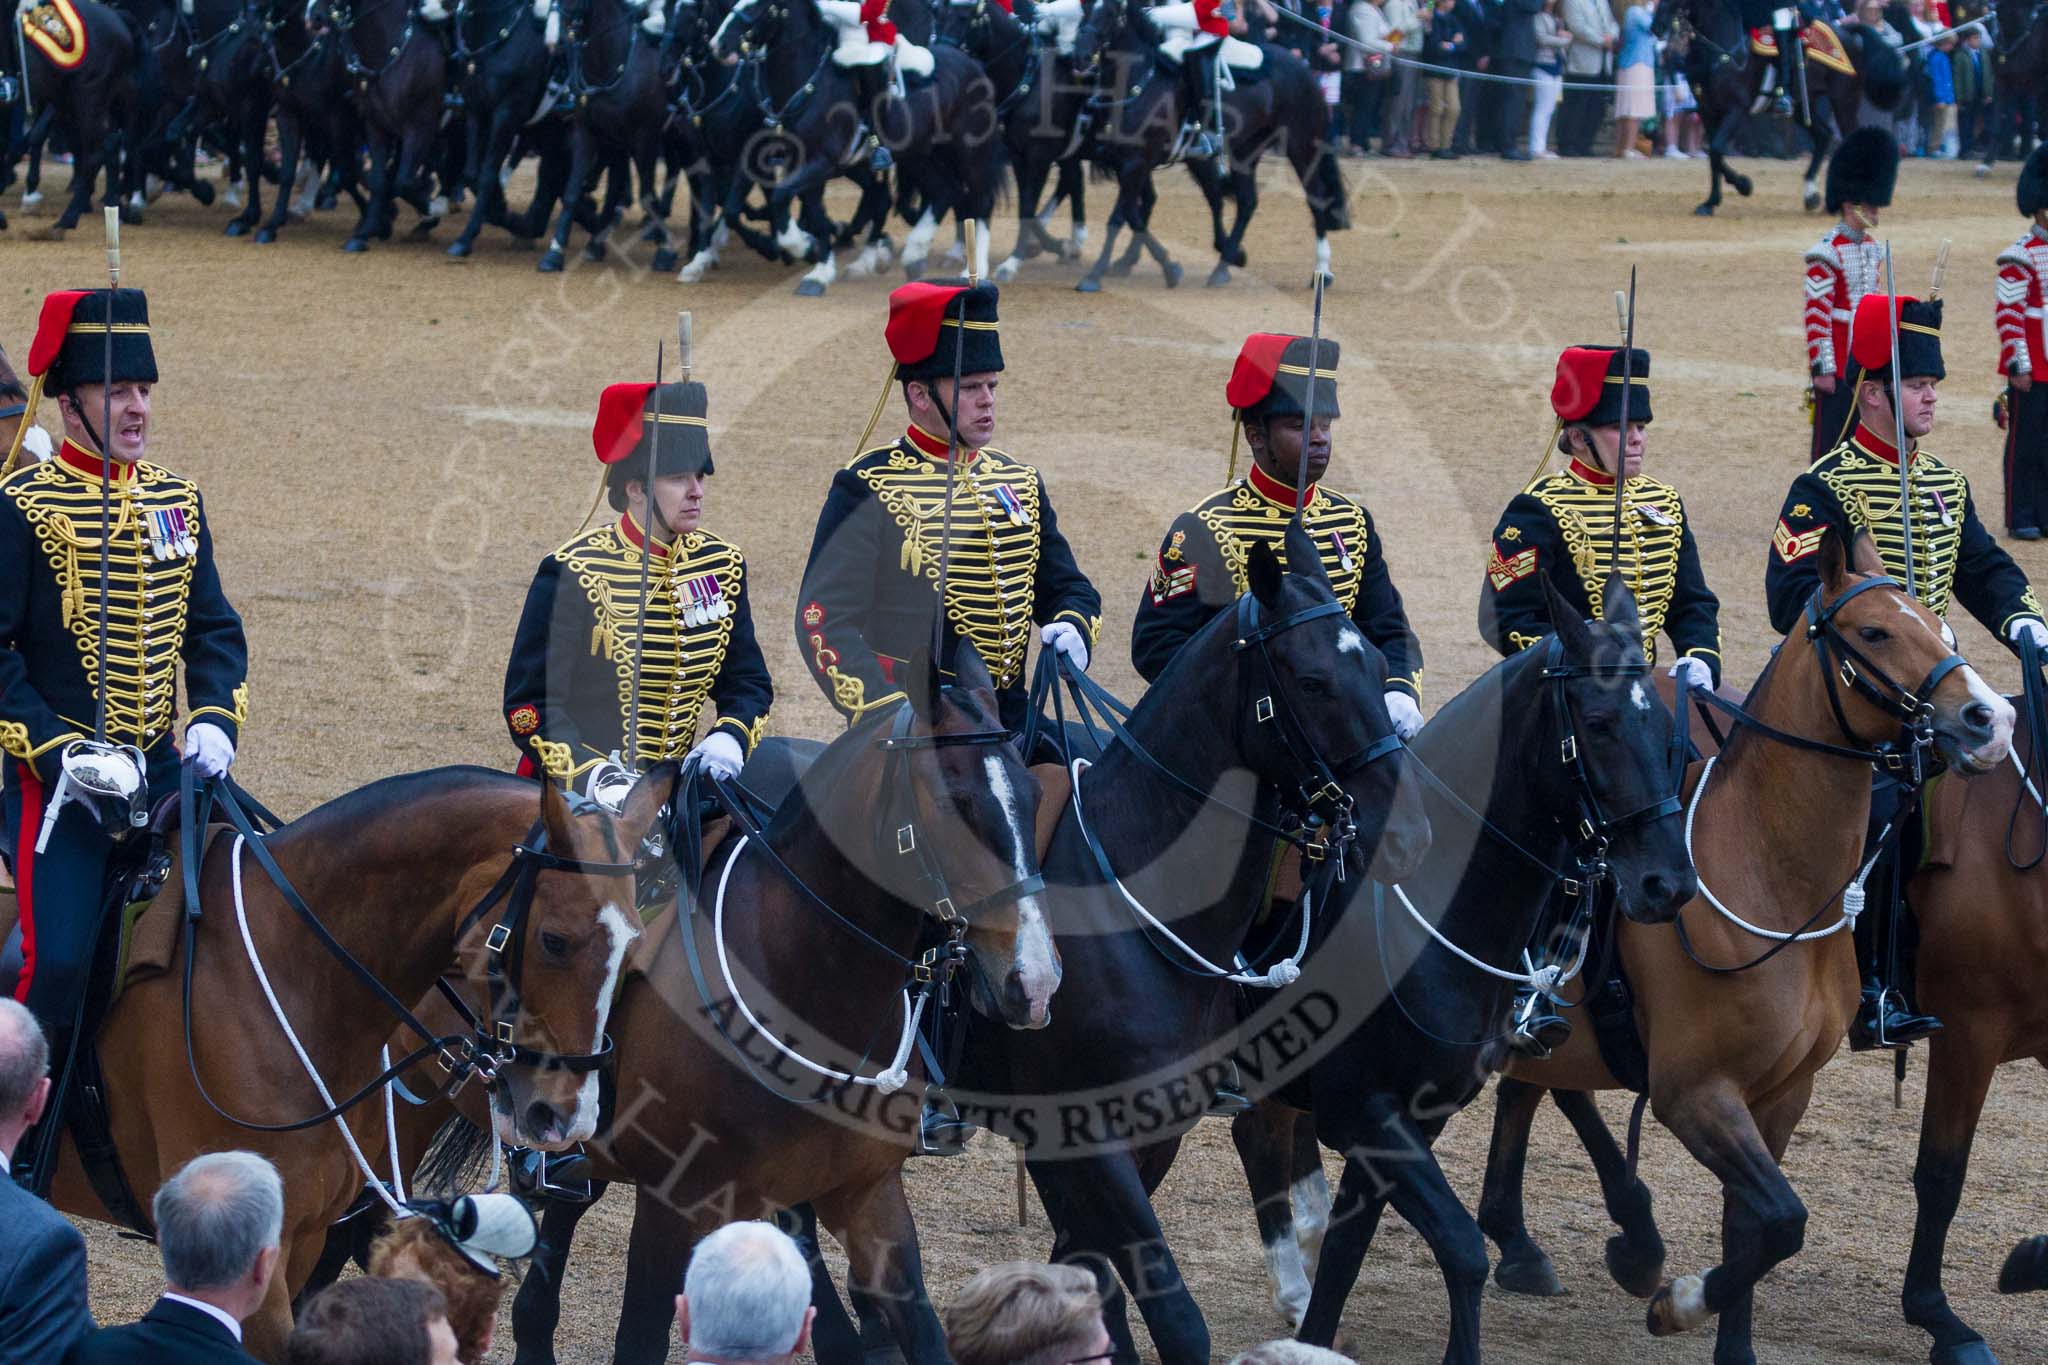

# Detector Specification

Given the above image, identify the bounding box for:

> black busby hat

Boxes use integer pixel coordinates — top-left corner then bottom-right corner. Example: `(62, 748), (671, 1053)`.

(29, 287), (158, 395)
(1848, 294), (1943, 384)
(887, 280), (1004, 382)
(1551, 345), (1653, 427)
(595, 380), (713, 510)
(2020, 144), (2048, 217)
(1826, 126), (1898, 215)
(1227, 334), (1341, 423)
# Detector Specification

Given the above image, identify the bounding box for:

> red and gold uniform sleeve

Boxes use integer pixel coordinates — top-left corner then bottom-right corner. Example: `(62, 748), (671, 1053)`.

(1998, 260), (2033, 378)
(1805, 257), (1842, 376)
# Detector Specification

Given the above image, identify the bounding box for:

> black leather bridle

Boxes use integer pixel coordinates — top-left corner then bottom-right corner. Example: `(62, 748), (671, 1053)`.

(1539, 634), (1686, 890)
(1805, 574), (1966, 781)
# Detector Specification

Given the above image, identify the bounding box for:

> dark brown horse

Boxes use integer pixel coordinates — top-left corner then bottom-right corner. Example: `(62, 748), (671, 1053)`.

(1467, 533), (2012, 1365)
(33, 766), (672, 1360)
(18, 0), (143, 234)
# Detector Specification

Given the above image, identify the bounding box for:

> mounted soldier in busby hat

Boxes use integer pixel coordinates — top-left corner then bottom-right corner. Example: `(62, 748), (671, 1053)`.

(1804, 125), (1897, 462)
(1480, 342), (1720, 1056)
(1131, 332), (1424, 737)
(0, 286), (249, 1192)
(1995, 143), (2048, 539)
(794, 279), (1101, 742)
(1768, 290), (2046, 1050)
(504, 379), (772, 813)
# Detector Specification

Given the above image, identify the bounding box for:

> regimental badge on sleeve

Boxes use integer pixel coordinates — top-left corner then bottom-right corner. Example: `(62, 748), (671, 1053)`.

(1773, 518), (1827, 564)
(1151, 557), (1196, 604)
(509, 704), (540, 736)
(1488, 544), (1537, 591)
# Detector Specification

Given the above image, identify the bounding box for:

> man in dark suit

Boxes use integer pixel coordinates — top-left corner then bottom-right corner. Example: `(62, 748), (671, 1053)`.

(1491, 0), (1544, 155)
(69, 1151), (282, 1364)
(0, 998), (93, 1362)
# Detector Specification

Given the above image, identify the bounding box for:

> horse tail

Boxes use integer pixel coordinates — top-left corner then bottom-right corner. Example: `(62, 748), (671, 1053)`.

(1856, 32), (1909, 112)
(410, 1113), (497, 1196)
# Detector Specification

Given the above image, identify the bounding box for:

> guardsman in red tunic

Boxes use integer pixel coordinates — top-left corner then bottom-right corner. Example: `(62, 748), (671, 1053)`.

(1150, 0), (1232, 159)
(1996, 144), (2048, 540)
(816, 0), (914, 169)
(1804, 126), (1895, 462)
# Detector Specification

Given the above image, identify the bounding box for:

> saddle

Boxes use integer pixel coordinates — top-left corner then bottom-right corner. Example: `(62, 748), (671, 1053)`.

(1749, 18), (1854, 74)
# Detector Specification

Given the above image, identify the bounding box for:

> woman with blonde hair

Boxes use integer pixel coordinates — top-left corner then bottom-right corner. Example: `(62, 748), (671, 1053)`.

(943, 1263), (1110, 1365)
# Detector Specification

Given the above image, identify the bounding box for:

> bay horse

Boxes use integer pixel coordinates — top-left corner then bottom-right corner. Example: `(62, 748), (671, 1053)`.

(315, 0), (449, 250)
(17, 0), (142, 234)
(253, 0), (367, 242)
(1465, 533), (2013, 1365)
(11, 764), (676, 1359)
(1652, 0), (1905, 216)
(937, 525), (1429, 1365)
(1223, 575), (1696, 1365)
(1889, 672), (2048, 1365)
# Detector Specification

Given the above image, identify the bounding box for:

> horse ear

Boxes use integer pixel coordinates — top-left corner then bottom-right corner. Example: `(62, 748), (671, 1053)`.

(1817, 523), (1851, 598)
(618, 760), (681, 844)
(1602, 570), (1644, 647)
(951, 639), (996, 698)
(1282, 516), (1334, 593)
(1247, 539), (1285, 609)
(540, 772), (576, 846)
(1847, 526), (1886, 577)
(1541, 571), (1594, 655)
(902, 644), (944, 727)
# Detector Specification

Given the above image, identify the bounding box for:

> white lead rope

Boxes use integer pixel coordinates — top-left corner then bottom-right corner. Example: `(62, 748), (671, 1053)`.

(1068, 760), (1308, 988)
(231, 834), (408, 1214)
(2013, 744), (2047, 812)
(712, 835), (927, 1094)
(1685, 755), (1874, 942)
(1387, 882), (1575, 993)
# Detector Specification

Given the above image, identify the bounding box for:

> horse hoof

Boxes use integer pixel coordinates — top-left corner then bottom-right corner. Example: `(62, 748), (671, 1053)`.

(639, 221), (663, 242)
(28, 223), (68, 242)
(447, 239), (473, 259)
(1226, 246), (1247, 268)
(902, 257), (926, 281)
(316, 193), (338, 211)
(1494, 1252), (1566, 1298)
(537, 249), (565, 273)
(1803, 191), (1821, 212)
(651, 248), (678, 273)
(1733, 177), (1754, 198)
(582, 241), (607, 263)
(1106, 258), (1134, 279)
(1976, 163), (1993, 179)
(342, 237), (369, 253)
(1163, 261), (1183, 289)
(1606, 1235), (1665, 1299)
(224, 219), (248, 238)
(1645, 1275), (1708, 1337)
(1207, 264), (1231, 287)
(1075, 276), (1102, 294)
(1693, 203), (1716, 217)
(190, 182), (215, 207)
(1931, 1342), (2000, 1365)
(1999, 1235), (2048, 1293)
(410, 218), (440, 240)
(254, 227), (277, 244)
(794, 278), (826, 297)
(119, 203), (144, 226)
(993, 258), (1019, 282)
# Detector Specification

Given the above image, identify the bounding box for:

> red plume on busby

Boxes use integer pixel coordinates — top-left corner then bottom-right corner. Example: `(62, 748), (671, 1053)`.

(592, 380), (712, 512)
(1847, 294), (1944, 383)
(1550, 345), (1653, 427)
(4, 287), (157, 477)
(886, 279), (1003, 381)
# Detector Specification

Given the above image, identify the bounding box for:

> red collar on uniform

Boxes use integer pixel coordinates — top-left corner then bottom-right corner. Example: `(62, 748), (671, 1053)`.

(1246, 462), (1316, 509)
(1567, 457), (1618, 487)
(1850, 422), (1913, 467)
(618, 511), (673, 558)
(56, 439), (139, 485)
(904, 423), (981, 463)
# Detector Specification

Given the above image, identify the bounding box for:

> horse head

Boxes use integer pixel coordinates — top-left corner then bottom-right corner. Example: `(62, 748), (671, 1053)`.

(1531, 571), (1695, 925)
(711, 0), (770, 58)
(1802, 528), (2013, 774)
(1071, 0), (1123, 76)
(1237, 520), (1431, 885)
(879, 643), (1061, 1029)
(466, 765), (678, 1150)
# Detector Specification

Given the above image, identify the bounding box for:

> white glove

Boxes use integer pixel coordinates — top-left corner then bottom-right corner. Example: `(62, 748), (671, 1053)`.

(1668, 656), (1714, 692)
(687, 730), (746, 782)
(184, 721), (236, 777)
(21, 426), (53, 463)
(1040, 620), (1090, 672)
(1385, 692), (1423, 741)
(2009, 618), (2048, 652)
(582, 756), (636, 815)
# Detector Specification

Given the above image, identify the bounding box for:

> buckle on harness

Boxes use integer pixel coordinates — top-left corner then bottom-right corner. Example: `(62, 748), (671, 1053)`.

(1561, 734), (1578, 763)
(485, 923), (512, 955)
(933, 895), (960, 924)
(897, 824), (916, 854)
(1560, 877), (1583, 898)
(1255, 696), (1275, 723)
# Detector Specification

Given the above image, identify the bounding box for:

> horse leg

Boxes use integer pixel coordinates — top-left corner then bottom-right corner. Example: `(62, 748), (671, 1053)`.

(609, 1189), (700, 1365)
(451, 106), (515, 258)
(256, 111), (304, 243)
(1075, 204), (1125, 294)
(1295, 1146), (1391, 1349)
(795, 190), (841, 297)
(1232, 1101), (1314, 1328)
(507, 1188), (604, 1365)
(1209, 166), (1255, 284)
(1477, 1077), (1567, 1297)
(1030, 1152), (1211, 1365)
(1553, 1088), (1666, 1298)
(346, 131), (391, 251)
(998, 154), (1049, 280)
(1801, 114), (1832, 212)
(226, 94), (267, 235)
(1903, 1030), (2004, 1365)
(814, 1177), (950, 1365)
(1644, 1084), (1807, 1345)
(539, 124), (596, 272)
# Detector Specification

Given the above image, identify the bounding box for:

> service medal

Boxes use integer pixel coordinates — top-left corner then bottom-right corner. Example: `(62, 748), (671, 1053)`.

(992, 481), (1029, 526)
(1634, 503), (1676, 527)
(1330, 528), (1354, 572)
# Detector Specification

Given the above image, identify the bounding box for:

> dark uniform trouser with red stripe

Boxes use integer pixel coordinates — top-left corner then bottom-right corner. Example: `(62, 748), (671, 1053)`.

(2003, 380), (2048, 534)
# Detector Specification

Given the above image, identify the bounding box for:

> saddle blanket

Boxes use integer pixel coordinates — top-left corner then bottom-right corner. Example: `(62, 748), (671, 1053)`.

(19, 0), (88, 69)
(1749, 19), (1854, 76)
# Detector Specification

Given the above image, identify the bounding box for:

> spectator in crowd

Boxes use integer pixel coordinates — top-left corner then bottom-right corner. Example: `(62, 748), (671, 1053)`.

(1423, 0), (1470, 155)
(1344, 0), (1394, 153)
(1613, 0), (1656, 156)
(71, 1151), (284, 1364)
(1382, 0), (1424, 154)
(1558, 0), (1617, 155)
(285, 1278), (458, 1365)
(1449, 0), (1494, 151)
(1954, 25), (1990, 159)
(368, 1194), (537, 1365)
(1927, 31), (1958, 156)
(1227, 1343), (1359, 1365)
(674, 1221), (815, 1365)
(943, 1263), (1109, 1365)
(1492, 0), (1544, 157)
(1528, 0), (1571, 156)
(0, 999), (93, 1363)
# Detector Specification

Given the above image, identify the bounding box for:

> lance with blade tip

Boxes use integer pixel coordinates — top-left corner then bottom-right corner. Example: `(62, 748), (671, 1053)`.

(1614, 289), (1627, 340)
(627, 340), (663, 772)
(931, 224), (979, 663)
(1884, 241), (1916, 597)
(1609, 267), (1636, 581)
(1930, 238), (1951, 302)
(94, 206), (118, 743)
(1295, 267), (1326, 517)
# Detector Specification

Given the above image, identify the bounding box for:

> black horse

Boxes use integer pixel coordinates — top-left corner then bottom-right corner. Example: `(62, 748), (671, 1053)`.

(316, 0), (448, 249)
(1980, 0), (2048, 173)
(177, 0), (275, 235)
(942, 521), (1430, 1365)
(536, 0), (675, 270)
(252, 0), (366, 241)
(1652, 0), (1905, 216)
(445, 0), (569, 256)
(18, 0), (142, 233)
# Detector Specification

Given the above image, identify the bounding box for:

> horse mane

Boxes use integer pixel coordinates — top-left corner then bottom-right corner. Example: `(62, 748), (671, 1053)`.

(280, 765), (529, 839)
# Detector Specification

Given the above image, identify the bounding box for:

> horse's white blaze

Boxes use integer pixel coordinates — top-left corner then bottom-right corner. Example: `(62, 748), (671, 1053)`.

(985, 754), (1058, 1024)
(1262, 1234), (1311, 1327)
(1336, 626), (1364, 655)
(568, 902), (638, 1141)
(902, 209), (938, 264)
(1960, 663), (2015, 764)
(1630, 680), (1651, 711)
(419, 0), (448, 19)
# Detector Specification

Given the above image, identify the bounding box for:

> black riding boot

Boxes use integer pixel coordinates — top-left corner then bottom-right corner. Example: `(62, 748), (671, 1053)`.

(12, 1026), (75, 1194)
(1775, 22), (1801, 119)
(854, 63), (893, 171)
(507, 1144), (596, 1202)
(1848, 867), (1941, 1052)
(917, 1088), (973, 1156)
(1182, 47), (1221, 159)
(1506, 987), (1571, 1060)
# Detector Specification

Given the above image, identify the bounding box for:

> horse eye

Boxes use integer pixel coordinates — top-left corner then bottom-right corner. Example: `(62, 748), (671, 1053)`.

(540, 931), (570, 958)
(1297, 676), (1329, 695)
(1859, 626), (1890, 644)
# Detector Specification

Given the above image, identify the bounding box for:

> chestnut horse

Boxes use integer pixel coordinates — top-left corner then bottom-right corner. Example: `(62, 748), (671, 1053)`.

(26, 765), (674, 1360)
(1892, 683), (2048, 1365)
(1467, 532), (2013, 1364)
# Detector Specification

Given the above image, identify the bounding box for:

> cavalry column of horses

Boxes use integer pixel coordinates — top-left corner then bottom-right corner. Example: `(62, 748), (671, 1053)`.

(5, 221), (2048, 1357)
